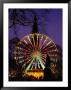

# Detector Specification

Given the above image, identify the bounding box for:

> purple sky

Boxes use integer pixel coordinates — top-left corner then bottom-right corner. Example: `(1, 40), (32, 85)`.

(9, 9), (62, 48)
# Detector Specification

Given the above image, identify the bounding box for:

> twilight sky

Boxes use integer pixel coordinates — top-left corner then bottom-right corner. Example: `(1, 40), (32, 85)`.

(9, 9), (62, 48)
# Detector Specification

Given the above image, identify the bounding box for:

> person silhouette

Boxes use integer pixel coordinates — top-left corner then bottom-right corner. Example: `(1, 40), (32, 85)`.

(44, 54), (52, 81)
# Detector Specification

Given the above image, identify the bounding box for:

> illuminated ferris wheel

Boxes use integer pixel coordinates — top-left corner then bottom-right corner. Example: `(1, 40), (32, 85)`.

(14, 33), (58, 73)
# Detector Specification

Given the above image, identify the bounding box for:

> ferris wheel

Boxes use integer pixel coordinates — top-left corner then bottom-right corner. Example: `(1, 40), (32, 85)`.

(14, 33), (59, 73)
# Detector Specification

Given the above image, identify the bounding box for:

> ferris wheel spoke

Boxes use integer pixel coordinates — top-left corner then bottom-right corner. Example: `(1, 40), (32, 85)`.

(19, 59), (25, 64)
(23, 48), (32, 52)
(22, 58), (32, 68)
(25, 59), (32, 64)
(40, 36), (48, 48)
(23, 56), (31, 61)
(39, 35), (44, 49)
(37, 58), (45, 70)
(47, 50), (58, 54)
(23, 51), (31, 55)
(27, 36), (33, 47)
(38, 62), (41, 69)
(42, 56), (46, 61)
(25, 58), (35, 71)
(36, 33), (39, 47)
(32, 34), (35, 46)
(47, 44), (56, 49)
(42, 41), (53, 50)
(41, 59), (46, 65)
